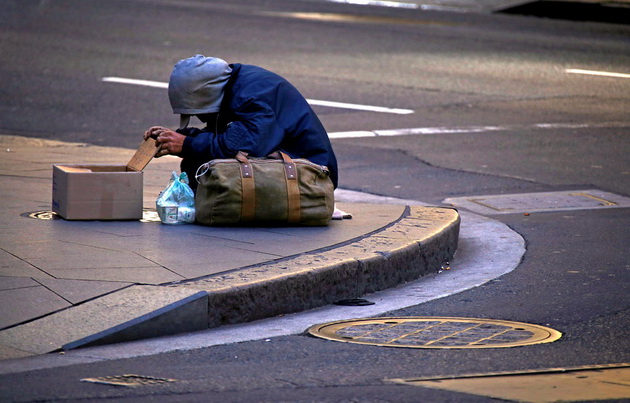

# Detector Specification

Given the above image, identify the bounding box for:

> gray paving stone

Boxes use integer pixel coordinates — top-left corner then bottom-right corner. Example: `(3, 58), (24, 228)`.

(0, 276), (39, 291)
(0, 286), (70, 330)
(0, 249), (54, 279)
(135, 237), (281, 266)
(34, 278), (131, 304)
(0, 285), (208, 354)
(24, 249), (158, 270)
(47, 266), (185, 284)
(2, 239), (112, 259)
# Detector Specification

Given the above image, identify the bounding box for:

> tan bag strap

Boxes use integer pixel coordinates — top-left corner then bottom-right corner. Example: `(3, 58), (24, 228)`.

(236, 151), (256, 222)
(279, 152), (300, 223)
(236, 151), (300, 223)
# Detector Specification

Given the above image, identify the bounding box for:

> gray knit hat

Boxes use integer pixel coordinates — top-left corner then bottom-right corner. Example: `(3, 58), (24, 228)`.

(168, 55), (233, 129)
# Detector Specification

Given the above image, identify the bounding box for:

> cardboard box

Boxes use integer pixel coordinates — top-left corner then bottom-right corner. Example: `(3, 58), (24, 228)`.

(52, 138), (158, 220)
(52, 165), (144, 220)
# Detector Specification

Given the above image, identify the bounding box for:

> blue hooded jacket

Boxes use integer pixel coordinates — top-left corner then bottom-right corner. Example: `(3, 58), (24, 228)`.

(173, 61), (338, 188)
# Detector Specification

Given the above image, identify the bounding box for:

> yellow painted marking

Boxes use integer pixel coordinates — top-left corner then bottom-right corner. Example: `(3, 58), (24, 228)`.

(389, 364), (630, 403)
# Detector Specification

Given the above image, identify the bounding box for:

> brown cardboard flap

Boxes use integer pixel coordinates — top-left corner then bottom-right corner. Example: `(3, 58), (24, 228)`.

(126, 137), (158, 172)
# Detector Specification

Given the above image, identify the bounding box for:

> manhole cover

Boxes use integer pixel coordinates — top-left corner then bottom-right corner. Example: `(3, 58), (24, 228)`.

(444, 189), (630, 215)
(308, 317), (562, 349)
(80, 374), (176, 387)
(23, 211), (62, 220)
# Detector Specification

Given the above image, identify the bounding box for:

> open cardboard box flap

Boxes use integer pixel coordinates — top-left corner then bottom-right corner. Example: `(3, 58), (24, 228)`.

(126, 137), (159, 171)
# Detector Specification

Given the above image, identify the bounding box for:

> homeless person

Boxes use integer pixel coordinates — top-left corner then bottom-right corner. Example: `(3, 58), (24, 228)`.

(144, 54), (338, 194)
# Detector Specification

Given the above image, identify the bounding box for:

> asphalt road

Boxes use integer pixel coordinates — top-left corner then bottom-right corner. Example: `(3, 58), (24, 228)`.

(1, 0), (629, 401)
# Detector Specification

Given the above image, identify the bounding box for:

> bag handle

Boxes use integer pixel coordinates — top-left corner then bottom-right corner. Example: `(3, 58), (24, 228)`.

(235, 151), (300, 223)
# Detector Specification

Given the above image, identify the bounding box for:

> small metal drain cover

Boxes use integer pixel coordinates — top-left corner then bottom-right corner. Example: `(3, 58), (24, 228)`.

(308, 317), (562, 349)
(444, 189), (630, 215)
(80, 374), (176, 387)
(24, 211), (61, 220)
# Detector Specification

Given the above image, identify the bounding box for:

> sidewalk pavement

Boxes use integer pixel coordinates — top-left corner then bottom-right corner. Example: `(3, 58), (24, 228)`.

(0, 135), (460, 362)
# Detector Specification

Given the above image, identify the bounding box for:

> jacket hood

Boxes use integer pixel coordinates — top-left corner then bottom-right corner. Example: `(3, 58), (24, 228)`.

(168, 55), (233, 124)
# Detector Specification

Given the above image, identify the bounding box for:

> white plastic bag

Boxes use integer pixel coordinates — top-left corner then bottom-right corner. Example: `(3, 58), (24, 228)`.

(156, 171), (196, 224)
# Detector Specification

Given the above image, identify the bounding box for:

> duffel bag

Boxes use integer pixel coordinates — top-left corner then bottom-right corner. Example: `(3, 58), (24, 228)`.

(195, 151), (334, 226)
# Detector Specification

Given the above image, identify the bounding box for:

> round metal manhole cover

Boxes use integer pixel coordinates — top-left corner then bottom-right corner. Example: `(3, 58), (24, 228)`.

(308, 317), (562, 349)
(23, 211), (62, 220)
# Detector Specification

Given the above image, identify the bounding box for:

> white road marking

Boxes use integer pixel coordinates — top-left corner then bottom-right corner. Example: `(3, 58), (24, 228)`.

(325, 0), (464, 11)
(329, 121), (630, 138)
(102, 76), (168, 88)
(101, 77), (627, 138)
(326, 0), (420, 9)
(101, 76), (414, 115)
(307, 99), (414, 114)
(329, 125), (504, 138)
(565, 69), (630, 79)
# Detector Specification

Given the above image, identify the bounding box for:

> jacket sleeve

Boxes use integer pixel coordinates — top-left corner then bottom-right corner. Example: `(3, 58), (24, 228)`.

(179, 127), (234, 160)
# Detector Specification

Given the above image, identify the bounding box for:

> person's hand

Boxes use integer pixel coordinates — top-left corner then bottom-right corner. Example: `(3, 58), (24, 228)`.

(144, 126), (185, 157)
(144, 126), (161, 141)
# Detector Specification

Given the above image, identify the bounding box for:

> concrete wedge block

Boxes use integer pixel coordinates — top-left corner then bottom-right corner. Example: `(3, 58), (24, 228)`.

(0, 285), (208, 355)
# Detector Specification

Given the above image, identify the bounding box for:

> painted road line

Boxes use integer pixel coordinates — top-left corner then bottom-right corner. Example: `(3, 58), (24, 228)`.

(329, 126), (507, 139)
(326, 0), (421, 9)
(325, 0), (465, 11)
(102, 77), (168, 88)
(565, 69), (630, 79)
(307, 99), (413, 114)
(329, 122), (630, 139)
(101, 76), (414, 115)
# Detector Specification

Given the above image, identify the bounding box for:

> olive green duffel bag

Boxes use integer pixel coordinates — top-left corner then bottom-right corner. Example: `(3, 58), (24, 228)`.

(194, 151), (334, 226)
